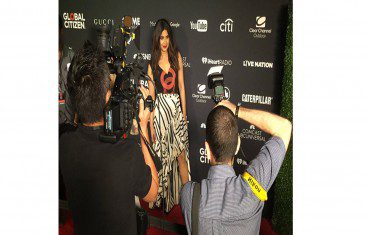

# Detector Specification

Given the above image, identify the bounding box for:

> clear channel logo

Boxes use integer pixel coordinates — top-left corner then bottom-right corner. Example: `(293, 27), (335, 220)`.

(242, 94), (273, 106)
(201, 57), (232, 66)
(197, 84), (206, 94)
(243, 60), (273, 69)
(192, 83), (211, 103)
(256, 16), (266, 28)
(249, 16), (272, 39)
(190, 19), (208, 32)
(63, 12), (86, 29)
(220, 18), (233, 32)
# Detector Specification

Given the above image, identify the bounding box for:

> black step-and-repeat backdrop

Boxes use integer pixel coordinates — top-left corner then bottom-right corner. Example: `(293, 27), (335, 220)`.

(60, 0), (290, 182)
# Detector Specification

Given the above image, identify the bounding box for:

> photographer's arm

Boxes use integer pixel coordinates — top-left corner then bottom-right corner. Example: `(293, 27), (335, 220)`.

(218, 100), (292, 150)
(147, 64), (156, 142)
(177, 53), (187, 121)
(139, 86), (158, 202)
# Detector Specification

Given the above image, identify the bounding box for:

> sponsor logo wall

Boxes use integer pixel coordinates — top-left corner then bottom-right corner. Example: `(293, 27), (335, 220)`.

(60, 0), (289, 183)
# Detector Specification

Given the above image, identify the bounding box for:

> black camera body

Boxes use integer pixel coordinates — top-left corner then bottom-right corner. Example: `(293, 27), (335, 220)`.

(99, 58), (155, 144)
(207, 71), (225, 104)
(96, 25), (125, 75)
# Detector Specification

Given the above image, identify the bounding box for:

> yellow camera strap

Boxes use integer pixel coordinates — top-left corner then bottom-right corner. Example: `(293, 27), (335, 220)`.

(242, 172), (268, 201)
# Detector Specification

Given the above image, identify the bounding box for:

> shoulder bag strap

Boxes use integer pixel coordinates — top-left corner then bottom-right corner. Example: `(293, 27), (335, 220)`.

(191, 182), (201, 235)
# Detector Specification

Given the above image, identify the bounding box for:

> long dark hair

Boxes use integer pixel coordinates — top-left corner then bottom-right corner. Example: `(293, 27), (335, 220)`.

(151, 18), (180, 75)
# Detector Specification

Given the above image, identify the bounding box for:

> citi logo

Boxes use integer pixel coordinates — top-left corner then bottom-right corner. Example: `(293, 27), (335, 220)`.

(256, 16), (266, 28)
(200, 123), (206, 129)
(197, 84), (206, 94)
(220, 18), (233, 32)
(190, 19), (208, 32)
(250, 125), (255, 130)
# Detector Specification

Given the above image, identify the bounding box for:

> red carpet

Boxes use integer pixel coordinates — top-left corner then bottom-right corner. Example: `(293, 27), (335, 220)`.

(59, 202), (278, 235)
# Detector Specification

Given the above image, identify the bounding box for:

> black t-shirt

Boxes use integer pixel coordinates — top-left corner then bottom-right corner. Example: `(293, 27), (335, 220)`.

(152, 64), (180, 95)
(60, 125), (152, 235)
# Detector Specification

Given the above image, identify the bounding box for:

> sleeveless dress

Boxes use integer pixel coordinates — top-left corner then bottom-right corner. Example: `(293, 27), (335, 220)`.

(150, 64), (191, 212)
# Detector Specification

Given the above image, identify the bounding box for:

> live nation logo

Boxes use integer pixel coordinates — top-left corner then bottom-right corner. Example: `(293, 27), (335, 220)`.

(239, 124), (266, 142)
(202, 57), (232, 66)
(248, 16), (272, 38)
(242, 94), (273, 106)
(63, 12), (86, 29)
(190, 19), (208, 32)
(243, 60), (273, 69)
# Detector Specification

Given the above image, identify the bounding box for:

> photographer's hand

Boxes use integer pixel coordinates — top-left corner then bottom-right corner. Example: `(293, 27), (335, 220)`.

(217, 100), (292, 150)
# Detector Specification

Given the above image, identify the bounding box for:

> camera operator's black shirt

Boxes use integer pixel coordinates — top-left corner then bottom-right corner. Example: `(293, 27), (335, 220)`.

(60, 125), (152, 235)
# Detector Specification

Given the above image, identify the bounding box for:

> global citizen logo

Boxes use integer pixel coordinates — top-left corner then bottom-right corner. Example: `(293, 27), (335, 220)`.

(239, 124), (266, 142)
(190, 19), (208, 32)
(150, 20), (180, 28)
(242, 94), (273, 106)
(202, 57), (232, 66)
(199, 147), (210, 164)
(243, 60), (274, 69)
(93, 18), (114, 26)
(220, 18), (233, 32)
(63, 12), (86, 29)
(249, 16), (272, 38)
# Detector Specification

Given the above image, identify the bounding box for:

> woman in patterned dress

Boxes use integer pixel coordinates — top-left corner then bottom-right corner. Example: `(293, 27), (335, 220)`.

(147, 18), (190, 212)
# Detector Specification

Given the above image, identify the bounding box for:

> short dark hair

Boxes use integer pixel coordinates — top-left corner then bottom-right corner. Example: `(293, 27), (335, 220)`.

(206, 106), (238, 163)
(67, 41), (110, 124)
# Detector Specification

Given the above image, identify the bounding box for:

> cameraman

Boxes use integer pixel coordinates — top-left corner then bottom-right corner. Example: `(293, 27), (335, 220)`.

(60, 41), (158, 235)
(180, 100), (292, 235)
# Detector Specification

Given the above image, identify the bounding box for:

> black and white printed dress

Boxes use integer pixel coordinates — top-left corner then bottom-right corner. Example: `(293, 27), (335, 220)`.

(149, 64), (191, 212)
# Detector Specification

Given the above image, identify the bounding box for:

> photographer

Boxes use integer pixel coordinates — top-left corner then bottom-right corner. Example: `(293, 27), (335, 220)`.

(60, 41), (158, 235)
(180, 100), (292, 235)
